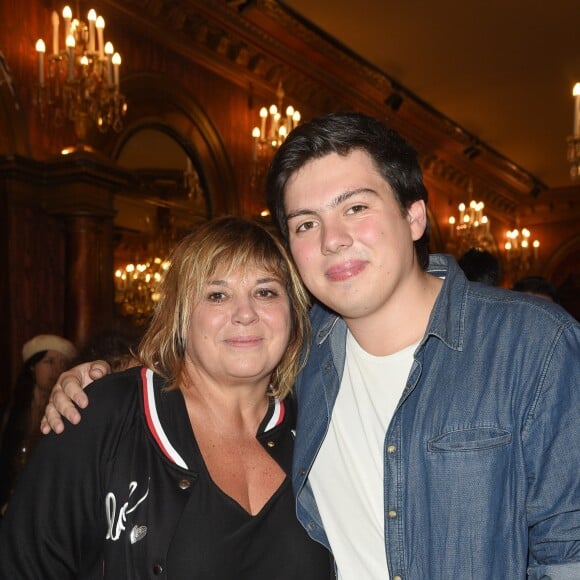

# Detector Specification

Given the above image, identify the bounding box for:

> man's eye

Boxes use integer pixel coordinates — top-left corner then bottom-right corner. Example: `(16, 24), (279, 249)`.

(296, 220), (316, 233)
(347, 204), (367, 214)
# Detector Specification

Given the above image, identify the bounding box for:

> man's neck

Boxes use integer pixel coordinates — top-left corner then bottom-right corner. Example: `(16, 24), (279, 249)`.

(345, 270), (442, 356)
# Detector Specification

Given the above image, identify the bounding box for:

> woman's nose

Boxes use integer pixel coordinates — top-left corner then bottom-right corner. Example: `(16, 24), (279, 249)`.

(232, 297), (259, 324)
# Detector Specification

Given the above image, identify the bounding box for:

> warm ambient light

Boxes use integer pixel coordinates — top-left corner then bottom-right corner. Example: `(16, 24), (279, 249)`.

(503, 227), (540, 277)
(446, 199), (492, 255)
(251, 83), (300, 156)
(567, 82), (580, 178)
(114, 259), (171, 324)
(34, 5), (127, 144)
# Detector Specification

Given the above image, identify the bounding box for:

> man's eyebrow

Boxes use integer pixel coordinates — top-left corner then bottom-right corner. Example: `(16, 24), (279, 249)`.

(285, 188), (378, 222)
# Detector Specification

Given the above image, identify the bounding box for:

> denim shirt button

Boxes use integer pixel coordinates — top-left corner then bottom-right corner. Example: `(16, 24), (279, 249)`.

(299, 468), (306, 476)
(387, 509), (397, 519)
(393, 576), (402, 580)
(387, 444), (397, 454)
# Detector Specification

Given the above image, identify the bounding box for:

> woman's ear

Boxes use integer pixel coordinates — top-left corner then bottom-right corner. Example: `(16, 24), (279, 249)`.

(407, 200), (427, 240)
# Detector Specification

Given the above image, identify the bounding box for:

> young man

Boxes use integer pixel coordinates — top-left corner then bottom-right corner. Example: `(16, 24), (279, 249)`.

(42, 113), (580, 579)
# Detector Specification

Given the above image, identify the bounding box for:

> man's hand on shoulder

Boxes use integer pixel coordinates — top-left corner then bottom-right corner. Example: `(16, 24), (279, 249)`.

(40, 360), (112, 434)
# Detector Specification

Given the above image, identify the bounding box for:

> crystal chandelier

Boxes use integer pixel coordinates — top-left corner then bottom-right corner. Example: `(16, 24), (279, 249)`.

(34, 5), (127, 147)
(251, 83), (300, 160)
(502, 227), (540, 278)
(446, 199), (494, 255)
(114, 258), (170, 325)
(567, 82), (580, 179)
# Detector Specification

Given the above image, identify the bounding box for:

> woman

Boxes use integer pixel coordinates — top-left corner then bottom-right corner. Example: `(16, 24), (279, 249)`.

(0, 334), (76, 513)
(0, 217), (332, 578)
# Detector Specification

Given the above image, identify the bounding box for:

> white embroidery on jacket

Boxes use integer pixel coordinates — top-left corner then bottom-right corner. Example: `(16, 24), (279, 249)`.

(130, 525), (148, 544)
(105, 480), (150, 541)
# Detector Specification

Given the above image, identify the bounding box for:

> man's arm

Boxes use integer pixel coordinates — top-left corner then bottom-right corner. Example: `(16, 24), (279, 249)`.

(526, 321), (580, 578)
(40, 360), (111, 434)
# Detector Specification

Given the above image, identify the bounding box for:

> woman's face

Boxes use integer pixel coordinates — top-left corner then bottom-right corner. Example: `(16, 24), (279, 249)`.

(184, 264), (292, 389)
(32, 350), (71, 392)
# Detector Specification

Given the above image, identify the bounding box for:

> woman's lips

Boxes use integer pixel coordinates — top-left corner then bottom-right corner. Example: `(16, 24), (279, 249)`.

(325, 260), (367, 282)
(224, 336), (263, 347)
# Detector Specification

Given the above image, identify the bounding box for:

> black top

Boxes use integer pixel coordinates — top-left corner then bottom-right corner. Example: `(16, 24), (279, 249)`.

(0, 367), (333, 579)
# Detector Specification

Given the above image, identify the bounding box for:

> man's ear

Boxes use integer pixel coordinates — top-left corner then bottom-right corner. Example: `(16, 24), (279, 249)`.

(407, 200), (427, 241)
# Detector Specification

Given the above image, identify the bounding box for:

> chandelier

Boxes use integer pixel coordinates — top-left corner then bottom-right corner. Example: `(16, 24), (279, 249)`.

(502, 227), (540, 279)
(34, 5), (127, 147)
(567, 82), (580, 179)
(251, 83), (300, 171)
(114, 258), (170, 325)
(446, 199), (494, 255)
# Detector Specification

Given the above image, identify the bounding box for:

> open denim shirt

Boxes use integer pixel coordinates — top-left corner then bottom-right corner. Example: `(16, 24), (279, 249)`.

(292, 254), (580, 579)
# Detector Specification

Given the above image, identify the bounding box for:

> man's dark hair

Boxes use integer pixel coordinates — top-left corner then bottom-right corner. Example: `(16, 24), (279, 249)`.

(266, 112), (430, 269)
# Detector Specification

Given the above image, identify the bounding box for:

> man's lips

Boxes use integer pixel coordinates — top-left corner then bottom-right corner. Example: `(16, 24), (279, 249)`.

(325, 260), (367, 282)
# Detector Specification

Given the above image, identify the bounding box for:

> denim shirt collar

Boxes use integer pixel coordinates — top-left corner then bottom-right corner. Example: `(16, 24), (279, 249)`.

(312, 253), (467, 353)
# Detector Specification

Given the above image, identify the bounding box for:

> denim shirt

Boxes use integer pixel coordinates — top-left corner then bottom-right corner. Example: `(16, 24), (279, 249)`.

(292, 254), (580, 579)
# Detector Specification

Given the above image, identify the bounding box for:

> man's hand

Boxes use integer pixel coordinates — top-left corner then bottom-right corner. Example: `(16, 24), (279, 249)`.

(40, 360), (112, 434)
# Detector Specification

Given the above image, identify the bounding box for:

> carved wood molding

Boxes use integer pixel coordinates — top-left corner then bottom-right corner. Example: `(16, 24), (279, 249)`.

(98, 0), (545, 216)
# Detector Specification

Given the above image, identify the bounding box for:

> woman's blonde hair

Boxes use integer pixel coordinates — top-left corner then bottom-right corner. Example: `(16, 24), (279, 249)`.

(138, 216), (310, 399)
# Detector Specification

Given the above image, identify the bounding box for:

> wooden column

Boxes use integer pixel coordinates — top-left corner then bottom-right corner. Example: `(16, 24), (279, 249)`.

(43, 150), (131, 349)
(62, 214), (114, 347)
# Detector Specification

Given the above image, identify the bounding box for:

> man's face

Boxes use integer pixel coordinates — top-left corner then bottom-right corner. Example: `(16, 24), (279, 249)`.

(284, 149), (426, 323)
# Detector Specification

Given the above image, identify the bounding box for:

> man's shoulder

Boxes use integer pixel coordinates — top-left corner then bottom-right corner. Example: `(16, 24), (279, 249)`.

(466, 282), (576, 327)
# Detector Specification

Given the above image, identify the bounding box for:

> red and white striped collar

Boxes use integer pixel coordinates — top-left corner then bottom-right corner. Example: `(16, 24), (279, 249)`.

(141, 368), (286, 468)
(141, 367), (189, 469)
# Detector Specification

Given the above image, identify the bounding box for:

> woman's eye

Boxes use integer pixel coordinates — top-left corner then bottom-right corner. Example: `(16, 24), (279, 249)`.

(256, 288), (279, 298)
(207, 291), (226, 302)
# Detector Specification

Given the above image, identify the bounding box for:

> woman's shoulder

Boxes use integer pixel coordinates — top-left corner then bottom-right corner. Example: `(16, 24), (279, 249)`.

(82, 365), (145, 418)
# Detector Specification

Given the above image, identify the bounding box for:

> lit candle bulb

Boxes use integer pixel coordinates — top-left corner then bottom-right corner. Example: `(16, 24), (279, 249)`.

(51, 11), (60, 55)
(65, 34), (75, 81)
(269, 104), (278, 141)
(62, 6), (72, 37)
(448, 216), (456, 238)
(88, 9), (97, 53)
(104, 42), (114, 85)
(112, 52), (121, 90)
(259, 107), (268, 139)
(96, 16), (105, 59)
(573, 83), (580, 137)
(252, 127), (260, 161)
(286, 105), (294, 130)
(481, 215), (489, 233)
(35, 39), (46, 86)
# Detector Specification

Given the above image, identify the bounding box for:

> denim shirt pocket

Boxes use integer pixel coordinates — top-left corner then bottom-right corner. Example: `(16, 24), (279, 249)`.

(428, 427), (512, 452)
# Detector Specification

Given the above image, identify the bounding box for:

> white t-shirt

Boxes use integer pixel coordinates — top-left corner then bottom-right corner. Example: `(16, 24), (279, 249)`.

(308, 331), (417, 579)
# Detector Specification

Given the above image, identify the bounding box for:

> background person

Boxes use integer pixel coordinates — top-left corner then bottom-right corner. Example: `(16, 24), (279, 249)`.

(457, 247), (502, 286)
(0, 217), (332, 578)
(0, 334), (76, 513)
(512, 275), (559, 302)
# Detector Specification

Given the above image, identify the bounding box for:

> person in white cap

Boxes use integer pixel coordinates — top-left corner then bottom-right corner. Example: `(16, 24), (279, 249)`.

(0, 334), (76, 513)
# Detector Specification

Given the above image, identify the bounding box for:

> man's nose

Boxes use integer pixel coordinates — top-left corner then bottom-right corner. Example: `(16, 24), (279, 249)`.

(321, 222), (353, 255)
